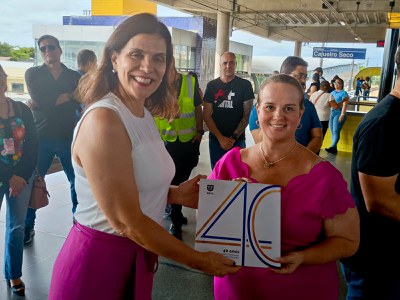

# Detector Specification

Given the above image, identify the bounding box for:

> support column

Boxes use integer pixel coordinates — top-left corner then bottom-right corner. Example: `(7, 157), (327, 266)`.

(215, 11), (230, 78)
(378, 29), (399, 101)
(294, 41), (302, 57)
(319, 42), (325, 68)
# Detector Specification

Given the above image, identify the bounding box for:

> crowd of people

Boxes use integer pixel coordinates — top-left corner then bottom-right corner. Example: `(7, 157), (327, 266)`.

(0, 12), (398, 300)
(355, 76), (372, 99)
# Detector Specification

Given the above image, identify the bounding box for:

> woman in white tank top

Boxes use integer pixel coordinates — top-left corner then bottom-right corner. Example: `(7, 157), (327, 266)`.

(49, 13), (239, 300)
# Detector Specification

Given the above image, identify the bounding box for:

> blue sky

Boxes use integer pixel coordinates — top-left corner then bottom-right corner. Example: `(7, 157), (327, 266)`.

(0, 0), (384, 67)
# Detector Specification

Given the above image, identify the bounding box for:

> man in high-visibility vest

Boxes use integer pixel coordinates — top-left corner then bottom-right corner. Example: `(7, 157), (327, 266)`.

(154, 64), (204, 240)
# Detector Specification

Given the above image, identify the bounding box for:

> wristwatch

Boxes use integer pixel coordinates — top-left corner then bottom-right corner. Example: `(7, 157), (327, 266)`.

(197, 129), (205, 135)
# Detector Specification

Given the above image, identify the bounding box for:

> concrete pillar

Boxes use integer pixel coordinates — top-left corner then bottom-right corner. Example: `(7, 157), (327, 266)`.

(215, 11), (230, 78)
(294, 41), (302, 57)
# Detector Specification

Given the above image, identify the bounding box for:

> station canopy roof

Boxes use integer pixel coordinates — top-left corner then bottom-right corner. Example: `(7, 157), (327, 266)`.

(155, 0), (400, 43)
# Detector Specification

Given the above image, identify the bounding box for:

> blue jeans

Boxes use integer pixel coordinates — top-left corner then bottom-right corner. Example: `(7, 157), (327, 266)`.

(25, 139), (77, 229)
(0, 174), (33, 280)
(341, 264), (400, 300)
(363, 89), (370, 100)
(209, 133), (246, 169)
(341, 264), (364, 300)
(329, 110), (347, 149)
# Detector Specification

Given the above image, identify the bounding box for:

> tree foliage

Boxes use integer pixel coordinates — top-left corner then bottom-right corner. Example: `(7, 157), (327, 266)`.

(11, 47), (34, 61)
(0, 42), (13, 57)
(0, 42), (34, 61)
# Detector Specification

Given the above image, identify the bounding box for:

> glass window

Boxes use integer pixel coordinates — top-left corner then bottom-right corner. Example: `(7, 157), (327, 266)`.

(173, 44), (196, 71)
(189, 47), (196, 70)
(35, 39), (104, 70)
(236, 54), (244, 72)
(11, 83), (24, 93)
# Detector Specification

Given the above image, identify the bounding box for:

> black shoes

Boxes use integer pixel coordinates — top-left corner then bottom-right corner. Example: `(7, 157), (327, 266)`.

(181, 216), (188, 225)
(24, 227), (35, 245)
(7, 279), (25, 296)
(163, 212), (187, 224)
(165, 205), (187, 240)
(169, 224), (183, 240)
(163, 211), (171, 220)
(325, 147), (338, 154)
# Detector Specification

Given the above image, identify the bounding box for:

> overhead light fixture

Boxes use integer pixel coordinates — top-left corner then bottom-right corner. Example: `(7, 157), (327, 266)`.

(355, 37), (360, 41)
(340, 21), (346, 26)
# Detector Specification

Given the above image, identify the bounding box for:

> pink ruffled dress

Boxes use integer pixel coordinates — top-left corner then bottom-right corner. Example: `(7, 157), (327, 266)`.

(209, 147), (355, 300)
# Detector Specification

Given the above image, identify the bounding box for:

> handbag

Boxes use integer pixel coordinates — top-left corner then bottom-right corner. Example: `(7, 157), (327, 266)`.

(29, 170), (50, 209)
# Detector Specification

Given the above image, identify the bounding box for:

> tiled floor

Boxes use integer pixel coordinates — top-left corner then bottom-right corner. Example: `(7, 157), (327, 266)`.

(0, 129), (352, 299)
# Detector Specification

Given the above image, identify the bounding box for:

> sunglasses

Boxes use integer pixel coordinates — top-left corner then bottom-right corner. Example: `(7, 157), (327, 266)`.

(40, 45), (57, 53)
(290, 73), (309, 80)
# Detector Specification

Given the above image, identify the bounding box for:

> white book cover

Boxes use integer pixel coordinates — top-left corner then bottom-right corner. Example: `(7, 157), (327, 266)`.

(195, 179), (281, 268)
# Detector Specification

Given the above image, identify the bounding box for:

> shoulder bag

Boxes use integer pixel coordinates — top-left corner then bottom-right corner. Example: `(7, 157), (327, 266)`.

(29, 169), (50, 209)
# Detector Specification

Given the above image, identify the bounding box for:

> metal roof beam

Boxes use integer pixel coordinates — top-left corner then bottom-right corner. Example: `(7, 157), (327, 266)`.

(309, 13), (323, 24)
(321, 0), (363, 42)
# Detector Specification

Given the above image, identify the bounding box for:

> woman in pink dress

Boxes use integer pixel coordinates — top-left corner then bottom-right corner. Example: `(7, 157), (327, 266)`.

(210, 74), (359, 300)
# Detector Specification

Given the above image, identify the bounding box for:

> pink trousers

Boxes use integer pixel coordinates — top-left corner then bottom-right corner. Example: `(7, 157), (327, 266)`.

(49, 221), (157, 300)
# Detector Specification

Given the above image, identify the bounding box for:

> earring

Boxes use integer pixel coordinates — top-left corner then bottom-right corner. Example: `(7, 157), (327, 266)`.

(112, 69), (117, 74)
(255, 120), (260, 126)
(297, 123), (303, 130)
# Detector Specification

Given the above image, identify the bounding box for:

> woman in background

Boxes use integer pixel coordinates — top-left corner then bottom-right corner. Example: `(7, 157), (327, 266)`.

(309, 80), (348, 139)
(307, 72), (320, 97)
(0, 65), (38, 296)
(325, 77), (349, 154)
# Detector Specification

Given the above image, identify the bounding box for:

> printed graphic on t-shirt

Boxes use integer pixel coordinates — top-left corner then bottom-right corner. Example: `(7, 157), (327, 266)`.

(0, 116), (25, 166)
(214, 89), (235, 108)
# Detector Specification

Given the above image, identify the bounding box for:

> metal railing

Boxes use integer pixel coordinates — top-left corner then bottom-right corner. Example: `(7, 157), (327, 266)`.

(347, 95), (378, 112)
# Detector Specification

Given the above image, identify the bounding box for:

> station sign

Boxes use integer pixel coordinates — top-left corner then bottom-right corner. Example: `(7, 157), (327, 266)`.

(312, 47), (366, 59)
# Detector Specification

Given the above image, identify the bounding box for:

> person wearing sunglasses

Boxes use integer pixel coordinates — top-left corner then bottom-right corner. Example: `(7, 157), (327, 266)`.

(325, 77), (349, 154)
(24, 35), (81, 244)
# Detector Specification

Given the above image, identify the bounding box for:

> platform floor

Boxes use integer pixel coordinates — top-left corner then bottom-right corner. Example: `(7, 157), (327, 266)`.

(0, 129), (351, 299)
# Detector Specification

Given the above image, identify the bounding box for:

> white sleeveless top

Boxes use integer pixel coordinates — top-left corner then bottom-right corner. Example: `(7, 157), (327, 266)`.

(73, 93), (175, 234)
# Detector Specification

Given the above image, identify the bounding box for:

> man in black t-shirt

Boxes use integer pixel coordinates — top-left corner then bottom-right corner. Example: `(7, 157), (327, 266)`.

(24, 35), (80, 244)
(203, 52), (254, 169)
(341, 48), (400, 299)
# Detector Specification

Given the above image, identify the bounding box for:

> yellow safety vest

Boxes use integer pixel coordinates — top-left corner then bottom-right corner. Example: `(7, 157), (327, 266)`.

(155, 74), (196, 142)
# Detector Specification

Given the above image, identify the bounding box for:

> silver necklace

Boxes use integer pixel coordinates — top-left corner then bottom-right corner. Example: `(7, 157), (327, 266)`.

(259, 142), (297, 169)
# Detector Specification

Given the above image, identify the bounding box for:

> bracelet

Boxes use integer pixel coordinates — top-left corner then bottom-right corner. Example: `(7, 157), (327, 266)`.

(341, 114), (345, 116)
(197, 129), (205, 135)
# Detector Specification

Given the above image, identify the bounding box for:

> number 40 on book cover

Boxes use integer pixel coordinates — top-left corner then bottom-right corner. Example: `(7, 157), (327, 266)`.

(195, 179), (281, 268)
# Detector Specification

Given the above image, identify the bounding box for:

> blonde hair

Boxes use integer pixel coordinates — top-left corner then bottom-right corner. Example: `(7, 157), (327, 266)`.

(257, 74), (304, 109)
